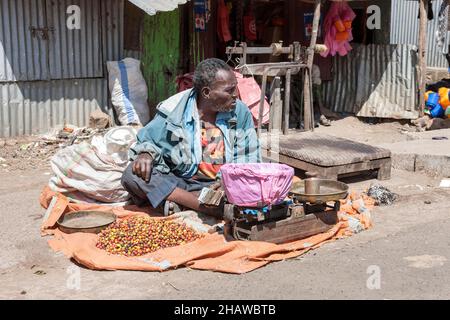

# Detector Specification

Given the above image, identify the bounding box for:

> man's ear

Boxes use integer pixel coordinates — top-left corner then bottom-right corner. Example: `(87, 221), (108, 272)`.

(201, 87), (211, 99)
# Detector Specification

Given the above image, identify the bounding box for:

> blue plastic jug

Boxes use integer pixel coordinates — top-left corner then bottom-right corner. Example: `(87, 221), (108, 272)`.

(430, 104), (445, 118)
(426, 92), (440, 108)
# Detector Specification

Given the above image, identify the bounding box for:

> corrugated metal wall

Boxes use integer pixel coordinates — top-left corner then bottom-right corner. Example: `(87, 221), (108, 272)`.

(356, 44), (419, 119)
(323, 44), (419, 119)
(0, 0), (124, 137)
(390, 0), (449, 67)
(323, 45), (359, 114)
(0, 0), (49, 82)
(124, 50), (142, 60)
(102, 0), (124, 62)
(47, 0), (103, 79)
(0, 79), (108, 137)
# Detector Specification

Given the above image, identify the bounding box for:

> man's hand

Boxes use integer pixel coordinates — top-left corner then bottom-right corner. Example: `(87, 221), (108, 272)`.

(132, 153), (153, 182)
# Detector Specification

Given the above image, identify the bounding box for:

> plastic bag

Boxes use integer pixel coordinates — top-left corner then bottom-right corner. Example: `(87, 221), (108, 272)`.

(107, 58), (150, 126)
(235, 73), (270, 126)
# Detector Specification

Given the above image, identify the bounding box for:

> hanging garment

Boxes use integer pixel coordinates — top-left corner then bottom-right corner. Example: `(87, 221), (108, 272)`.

(217, 0), (232, 42)
(243, 2), (257, 42)
(321, 1), (356, 57)
(194, 0), (207, 32)
(436, 0), (449, 49)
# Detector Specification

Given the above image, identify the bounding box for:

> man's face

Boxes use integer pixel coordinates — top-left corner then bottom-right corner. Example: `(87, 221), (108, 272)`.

(205, 69), (238, 113)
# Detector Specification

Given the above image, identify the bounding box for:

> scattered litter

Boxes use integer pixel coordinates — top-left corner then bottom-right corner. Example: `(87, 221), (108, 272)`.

(366, 184), (398, 206)
(0, 125), (110, 171)
(431, 136), (449, 140)
(33, 270), (46, 276)
(439, 179), (450, 188)
(20, 143), (32, 151)
(167, 282), (181, 291)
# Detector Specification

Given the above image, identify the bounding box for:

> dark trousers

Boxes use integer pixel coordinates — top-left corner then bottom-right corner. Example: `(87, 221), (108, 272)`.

(121, 164), (214, 208)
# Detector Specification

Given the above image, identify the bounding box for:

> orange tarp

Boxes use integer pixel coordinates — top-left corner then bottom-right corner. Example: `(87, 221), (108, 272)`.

(40, 186), (375, 274)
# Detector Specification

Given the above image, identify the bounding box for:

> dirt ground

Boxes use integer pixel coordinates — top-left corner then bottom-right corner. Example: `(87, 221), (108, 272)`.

(315, 116), (414, 145)
(1, 118), (449, 300)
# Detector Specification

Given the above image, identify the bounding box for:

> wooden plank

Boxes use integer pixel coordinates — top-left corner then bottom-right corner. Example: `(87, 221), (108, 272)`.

(303, 0), (322, 131)
(239, 63), (305, 77)
(269, 77), (283, 132)
(284, 69), (292, 135)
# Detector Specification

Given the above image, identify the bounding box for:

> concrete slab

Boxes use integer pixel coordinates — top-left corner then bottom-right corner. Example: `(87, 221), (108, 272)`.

(404, 128), (450, 141)
(378, 140), (450, 177)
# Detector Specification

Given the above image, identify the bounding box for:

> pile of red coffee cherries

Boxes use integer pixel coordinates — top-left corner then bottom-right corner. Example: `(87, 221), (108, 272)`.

(96, 216), (203, 256)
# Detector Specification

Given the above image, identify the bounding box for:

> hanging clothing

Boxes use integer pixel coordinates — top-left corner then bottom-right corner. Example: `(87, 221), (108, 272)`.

(217, 0), (232, 42)
(243, 2), (257, 41)
(320, 1), (356, 57)
(194, 0), (207, 32)
(436, 0), (449, 49)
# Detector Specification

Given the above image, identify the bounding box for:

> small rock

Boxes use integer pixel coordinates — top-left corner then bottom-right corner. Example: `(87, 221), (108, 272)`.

(20, 291), (27, 295)
(424, 200), (432, 205)
(0, 140), (5, 148)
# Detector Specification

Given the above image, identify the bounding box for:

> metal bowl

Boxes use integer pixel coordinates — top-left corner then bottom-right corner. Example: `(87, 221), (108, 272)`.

(290, 178), (349, 204)
(57, 210), (116, 234)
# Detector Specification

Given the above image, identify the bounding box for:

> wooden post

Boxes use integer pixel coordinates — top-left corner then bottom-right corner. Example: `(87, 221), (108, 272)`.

(418, 0), (428, 117)
(284, 69), (292, 135)
(304, 0), (321, 131)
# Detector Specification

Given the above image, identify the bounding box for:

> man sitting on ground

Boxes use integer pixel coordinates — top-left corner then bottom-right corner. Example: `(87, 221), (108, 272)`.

(121, 58), (261, 217)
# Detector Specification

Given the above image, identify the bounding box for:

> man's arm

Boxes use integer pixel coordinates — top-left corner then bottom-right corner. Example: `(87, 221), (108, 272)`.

(129, 113), (171, 174)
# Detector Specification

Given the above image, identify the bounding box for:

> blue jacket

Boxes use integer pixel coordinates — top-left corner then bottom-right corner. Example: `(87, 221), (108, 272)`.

(130, 89), (261, 178)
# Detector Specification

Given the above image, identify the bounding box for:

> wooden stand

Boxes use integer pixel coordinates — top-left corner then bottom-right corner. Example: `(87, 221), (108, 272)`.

(261, 132), (392, 181)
